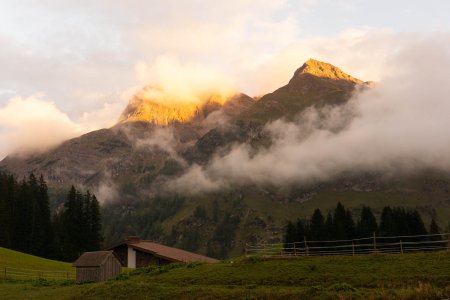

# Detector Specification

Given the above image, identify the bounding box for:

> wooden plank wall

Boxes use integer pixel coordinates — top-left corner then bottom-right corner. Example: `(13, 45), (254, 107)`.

(76, 255), (121, 282)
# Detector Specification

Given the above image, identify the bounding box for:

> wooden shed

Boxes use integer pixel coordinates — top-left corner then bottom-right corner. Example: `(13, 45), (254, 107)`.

(73, 251), (122, 282)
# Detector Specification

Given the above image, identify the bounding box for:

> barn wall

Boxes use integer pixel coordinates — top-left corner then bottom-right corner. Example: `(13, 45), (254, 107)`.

(113, 244), (128, 266)
(99, 256), (122, 281)
(136, 250), (173, 268)
(76, 267), (99, 282)
(76, 256), (122, 282)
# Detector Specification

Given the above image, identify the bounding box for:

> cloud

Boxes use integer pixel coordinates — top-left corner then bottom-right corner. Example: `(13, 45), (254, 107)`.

(134, 55), (236, 105)
(170, 33), (450, 194)
(134, 127), (186, 164)
(0, 95), (82, 158)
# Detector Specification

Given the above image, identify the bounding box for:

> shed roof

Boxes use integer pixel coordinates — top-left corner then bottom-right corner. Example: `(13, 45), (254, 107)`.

(107, 238), (219, 264)
(73, 251), (119, 267)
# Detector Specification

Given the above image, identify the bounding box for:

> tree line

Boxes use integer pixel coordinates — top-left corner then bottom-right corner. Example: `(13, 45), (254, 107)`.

(284, 202), (442, 247)
(0, 172), (102, 261)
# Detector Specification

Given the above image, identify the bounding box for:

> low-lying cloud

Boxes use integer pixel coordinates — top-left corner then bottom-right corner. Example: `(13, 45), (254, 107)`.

(170, 34), (450, 194)
(0, 95), (82, 158)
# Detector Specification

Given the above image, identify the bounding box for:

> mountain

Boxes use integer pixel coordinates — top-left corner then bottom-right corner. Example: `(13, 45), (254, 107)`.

(1, 59), (449, 258)
(239, 58), (369, 123)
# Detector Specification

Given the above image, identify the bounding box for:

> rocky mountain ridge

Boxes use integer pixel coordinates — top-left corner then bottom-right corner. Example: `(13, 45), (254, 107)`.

(2, 59), (449, 258)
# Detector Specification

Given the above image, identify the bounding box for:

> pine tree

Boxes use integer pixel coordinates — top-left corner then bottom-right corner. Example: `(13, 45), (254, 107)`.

(0, 173), (15, 248)
(333, 202), (349, 239)
(89, 195), (102, 251)
(28, 175), (54, 257)
(407, 209), (427, 236)
(38, 175), (55, 257)
(357, 206), (378, 237)
(429, 218), (441, 241)
(379, 207), (395, 236)
(284, 221), (296, 252)
(344, 209), (355, 239)
(13, 178), (32, 252)
(310, 209), (326, 240)
(430, 218), (440, 235)
(324, 212), (333, 240)
(296, 219), (307, 242)
(61, 186), (83, 260)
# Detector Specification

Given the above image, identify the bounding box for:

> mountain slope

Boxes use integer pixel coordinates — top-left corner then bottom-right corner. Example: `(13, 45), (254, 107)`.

(2, 59), (449, 258)
(239, 58), (368, 123)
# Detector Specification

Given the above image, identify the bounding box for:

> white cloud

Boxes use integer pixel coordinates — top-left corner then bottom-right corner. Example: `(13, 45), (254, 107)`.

(0, 95), (82, 158)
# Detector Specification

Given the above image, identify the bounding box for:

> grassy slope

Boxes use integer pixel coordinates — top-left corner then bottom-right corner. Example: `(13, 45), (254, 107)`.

(0, 247), (73, 272)
(2, 252), (450, 299)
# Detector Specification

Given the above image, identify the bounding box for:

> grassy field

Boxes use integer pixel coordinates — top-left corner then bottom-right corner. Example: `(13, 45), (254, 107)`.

(2, 250), (450, 299)
(0, 247), (75, 281)
(0, 247), (73, 272)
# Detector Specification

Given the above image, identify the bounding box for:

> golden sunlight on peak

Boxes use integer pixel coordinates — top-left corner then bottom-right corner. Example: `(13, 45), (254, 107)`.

(117, 86), (232, 126)
(294, 58), (363, 84)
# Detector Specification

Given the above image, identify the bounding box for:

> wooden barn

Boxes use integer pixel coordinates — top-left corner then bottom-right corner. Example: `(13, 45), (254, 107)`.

(73, 251), (122, 282)
(107, 236), (218, 268)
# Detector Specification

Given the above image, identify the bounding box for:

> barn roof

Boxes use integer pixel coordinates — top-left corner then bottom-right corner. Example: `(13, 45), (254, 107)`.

(107, 237), (219, 264)
(73, 251), (119, 267)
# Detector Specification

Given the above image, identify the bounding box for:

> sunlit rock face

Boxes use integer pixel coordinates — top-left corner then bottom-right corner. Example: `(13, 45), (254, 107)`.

(293, 58), (363, 84)
(118, 86), (233, 125)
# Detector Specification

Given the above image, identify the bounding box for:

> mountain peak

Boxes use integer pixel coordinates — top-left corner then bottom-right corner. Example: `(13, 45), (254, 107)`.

(292, 58), (363, 84)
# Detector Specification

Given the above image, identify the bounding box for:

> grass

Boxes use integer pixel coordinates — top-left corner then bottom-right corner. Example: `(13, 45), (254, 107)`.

(2, 251), (450, 299)
(0, 247), (73, 272)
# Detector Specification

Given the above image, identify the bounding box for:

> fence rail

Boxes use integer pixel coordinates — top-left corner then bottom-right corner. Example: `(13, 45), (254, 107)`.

(0, 266), (75, 280)
(246, 232), (450, 257)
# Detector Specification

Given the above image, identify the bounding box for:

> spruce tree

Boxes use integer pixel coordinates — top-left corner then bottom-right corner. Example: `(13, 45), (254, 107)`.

(379, 207), (395, 236)
(310, 209), (326, 240)
(325, 212), (333, 240)
(0, 173), (15, 247)
(407, 209), (427, 236)
(13, 178), (32, 252)
(29, 175), (54, 257)
(333, 202), (349, 239)
(344, 209), (355, 239)
(296, 219), (307, 242)
(284, 221), (296, 252)
(357, 206), (378, 237)
(89, 195), (102, 251)
(62, 186), (83, 260)
(430, 218), (440, 235)
(429, 218), (441, 242)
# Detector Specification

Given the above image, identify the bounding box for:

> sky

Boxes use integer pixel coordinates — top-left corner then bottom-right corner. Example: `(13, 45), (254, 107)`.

(1, 0), (450, 159)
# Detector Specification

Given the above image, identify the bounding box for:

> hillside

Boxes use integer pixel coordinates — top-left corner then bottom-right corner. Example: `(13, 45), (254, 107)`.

(0, 247), (74, 275)
(1, 252), (450, 299)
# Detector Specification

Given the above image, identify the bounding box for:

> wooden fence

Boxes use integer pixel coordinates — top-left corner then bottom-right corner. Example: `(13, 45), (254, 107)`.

(246, 232), (450, 257)
(0, 266), (75, 280)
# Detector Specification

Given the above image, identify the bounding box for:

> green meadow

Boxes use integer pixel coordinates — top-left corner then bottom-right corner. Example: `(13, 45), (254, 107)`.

(1, 246), (450, 299)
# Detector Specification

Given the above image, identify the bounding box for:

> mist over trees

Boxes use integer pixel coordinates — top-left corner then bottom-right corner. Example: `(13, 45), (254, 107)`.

(0, 172), (102, 261)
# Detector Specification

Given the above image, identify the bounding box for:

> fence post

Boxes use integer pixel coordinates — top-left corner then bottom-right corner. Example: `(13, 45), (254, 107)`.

(352, 241), (355, 256)
(373, 232), (376, 253)
(304, 236), (309, 256)
(447, 233), (450, 251)
(400, 240), (403, 254)
(294, 242), (297, 256)
(4, 267), (6, 279)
